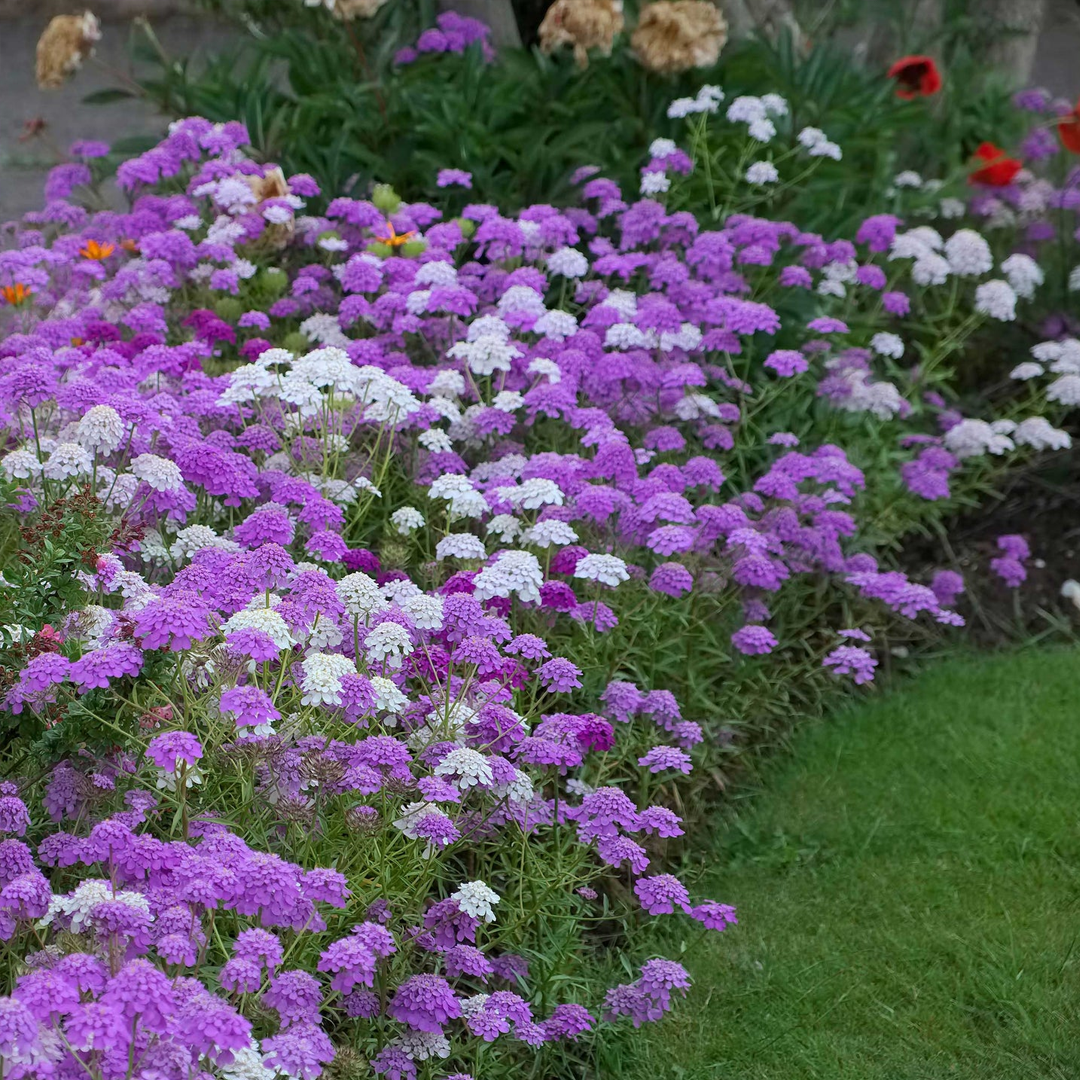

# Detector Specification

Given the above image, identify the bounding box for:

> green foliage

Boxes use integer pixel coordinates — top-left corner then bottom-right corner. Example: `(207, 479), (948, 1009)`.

(612, 649), (1080, 1079)
(114, 14), (1025, 229)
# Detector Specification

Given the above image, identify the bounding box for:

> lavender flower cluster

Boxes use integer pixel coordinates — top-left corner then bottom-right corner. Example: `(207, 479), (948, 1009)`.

(0, 87), (1071, 1076)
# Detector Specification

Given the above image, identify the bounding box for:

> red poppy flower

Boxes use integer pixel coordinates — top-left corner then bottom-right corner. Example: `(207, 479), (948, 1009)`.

(887, 55), (942, 99)
(1058, 100), (1080, 154)
(968, 142), (1022, 187)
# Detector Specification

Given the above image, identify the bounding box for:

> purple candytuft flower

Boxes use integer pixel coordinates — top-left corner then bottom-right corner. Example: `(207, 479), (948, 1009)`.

(145, 732), (203, 773)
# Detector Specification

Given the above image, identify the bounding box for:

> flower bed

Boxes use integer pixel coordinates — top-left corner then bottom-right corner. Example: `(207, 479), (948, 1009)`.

(0, 86), (1073, 1077)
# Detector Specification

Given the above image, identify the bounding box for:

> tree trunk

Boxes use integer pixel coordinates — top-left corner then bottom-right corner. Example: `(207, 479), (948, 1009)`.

(976, 0), (1047, 86)
(723, 0), (804, 48)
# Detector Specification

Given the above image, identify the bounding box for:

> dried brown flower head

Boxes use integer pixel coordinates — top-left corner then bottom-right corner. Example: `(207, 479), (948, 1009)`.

(334, 0), (392, 19)
(36, 12), (101, 90)
(246, 167), (290, 203)
(539, 0), (625, 69)
(631, 0), (727, 75)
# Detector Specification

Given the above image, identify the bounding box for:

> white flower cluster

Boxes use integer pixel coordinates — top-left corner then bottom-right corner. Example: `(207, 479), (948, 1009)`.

(495, 477), (564, 511)
(131, 453), (184, 493)
(76, 404), (126, 455)
(447, 315), (522, 377)
(870, 332), (904, 359)
(337, 571), (390, 619)
(943, 229), (993, 277)
(574, 553), (629, 587)
(364, 621), (413, 669)
(435, 534), (488, 561)
(726, 94), (787, 143)
(390, 506), (425, 535)
(1000, 253), (1044, 299)
(667, 84), (724, 119)
(221, 604), (295, 649)
(434, 747), (495, 790)
(473, 549), (544, 604)
(429, 474), (488, 520)
(547, 246), (589, 278)
(746, 161), (779, 185)
(41, 880), (150, 934)
(943, 418), (1016, 459)
(797, 126), (842, 160)
(973, 280), (1018, 322)
(836, 370), (904, 420)
(218, 346), (420, 424)
(451, 880), (500, 922)
(300, 651), (355, 706)
(1013, 416), (1071, 450)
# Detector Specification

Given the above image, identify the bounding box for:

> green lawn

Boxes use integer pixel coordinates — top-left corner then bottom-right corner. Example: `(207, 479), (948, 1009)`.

(616, 650), (1080, 1080)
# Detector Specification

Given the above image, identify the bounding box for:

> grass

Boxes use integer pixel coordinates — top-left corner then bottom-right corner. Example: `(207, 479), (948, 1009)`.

(612, 649), (1080, 1080)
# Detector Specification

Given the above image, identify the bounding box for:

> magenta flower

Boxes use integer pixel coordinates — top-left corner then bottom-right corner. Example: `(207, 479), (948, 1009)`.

(145, 731), (203, 773)
(388, 973), (461, 1032)
(634, 873), (692, 915)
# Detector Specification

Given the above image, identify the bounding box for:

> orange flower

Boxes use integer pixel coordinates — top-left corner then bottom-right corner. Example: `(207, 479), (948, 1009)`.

(120, 239), (140, 254)
(377, 221), (416, 248)
(887, 55), (942, 99)
(79, 239), (115, 261)
(1, 283), (32, 307)
(968, 142), (1022, 187)
(1057, 100), (1080, 154)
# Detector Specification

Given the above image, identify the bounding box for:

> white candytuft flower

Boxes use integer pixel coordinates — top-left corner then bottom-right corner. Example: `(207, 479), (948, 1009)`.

(337, 572), (390, 618)
(44, 442), (93, 480)
(485, 514), (522, 543)
(974, 279), (1017, 321)
(1001, 253), (1044, 299)
(547, 246), (589, 278)
(371, 675), (408, 715)
(870, 332), (904, 359)
(414, 260), (457, 287)
(435, 534), (487, 561)
(400, 593), (443, 631)
(391, 506), (426, 535)
(911, 252), (950, 287)
(131, 453), (184, 493)
(495, 477), (564, 511)
(943, 418), (1015, 459)
(435, 747), (495, 791)
(574, 553), (630, 587)
(2, 449), (42, 479)
(1009, 361), (1043, 381)
(473, 549), (544, 604)
(640, 171), (671, 196)
(300, 651), (355, 707)
(221, 606), (292, 649)
(364, 622), (413, 669)
(944, 229), (993, 276)
(173, 525), (240, 558)
(451, 880), (500, 922)
(520, 520), (578, 548)
(1013, 416), (1071, 450)
(745, 161), (778, 185)
(76, 405), (125, 455)
(1046, 373), (1080, 406)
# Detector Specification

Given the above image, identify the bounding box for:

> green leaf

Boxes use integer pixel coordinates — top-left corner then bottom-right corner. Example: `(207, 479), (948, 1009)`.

(81, 88), (137, 105)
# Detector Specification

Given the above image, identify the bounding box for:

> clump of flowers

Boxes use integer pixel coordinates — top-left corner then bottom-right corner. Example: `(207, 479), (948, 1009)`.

(35, 11), (101, 89)
(631, 0), (727, 75)
(0, 72), (1072, 1073)
(539, 0), (625, 69)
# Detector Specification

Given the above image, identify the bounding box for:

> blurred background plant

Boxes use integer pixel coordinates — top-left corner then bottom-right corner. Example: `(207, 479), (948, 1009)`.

(78, 0), (1057, 224)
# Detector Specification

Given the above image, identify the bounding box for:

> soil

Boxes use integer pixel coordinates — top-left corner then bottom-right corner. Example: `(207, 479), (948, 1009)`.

(902, 451), (1080, 646)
